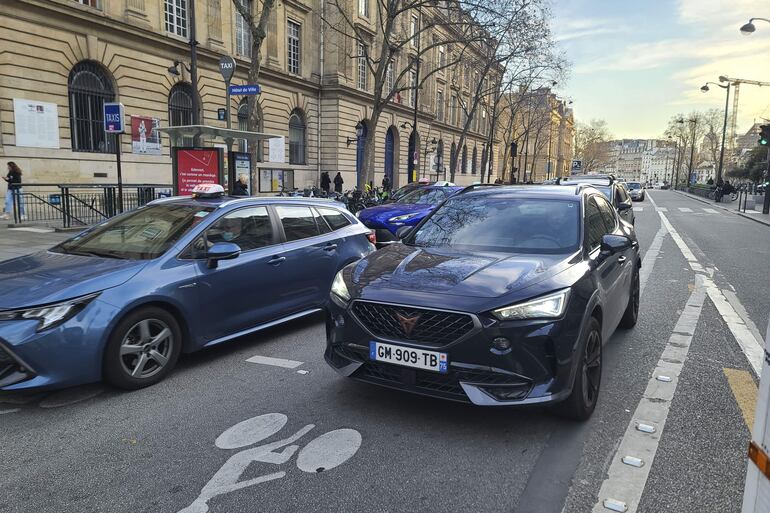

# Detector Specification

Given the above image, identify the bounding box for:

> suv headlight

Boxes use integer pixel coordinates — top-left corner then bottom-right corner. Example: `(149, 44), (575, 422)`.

(388, 212), (419, 222)
(0, 292), (100, 332)
(330, 270), (351, 306)
(492, 289), (570, 321)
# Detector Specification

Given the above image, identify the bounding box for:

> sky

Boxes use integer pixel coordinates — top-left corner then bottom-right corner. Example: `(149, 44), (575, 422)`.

(551, 0), (770, 139)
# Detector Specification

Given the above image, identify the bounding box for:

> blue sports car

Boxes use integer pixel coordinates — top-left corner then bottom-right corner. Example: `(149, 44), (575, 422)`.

(357, 185), (462, 244)
(0, 187), (374, 390)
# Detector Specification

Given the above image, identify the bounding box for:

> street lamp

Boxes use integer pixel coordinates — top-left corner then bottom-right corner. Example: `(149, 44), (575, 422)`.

(700, 81), (730, 183)
(740, 18), (770, 35)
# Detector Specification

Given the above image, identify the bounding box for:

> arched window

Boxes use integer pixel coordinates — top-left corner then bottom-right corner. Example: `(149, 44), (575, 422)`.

(289, 109), (306, 164)
(471, 146), (478, 174)
(461, 145), (467, 174)
(168, 82), (194, 146)
(68, 60), (115, 153)
(238, 98), (263, 159)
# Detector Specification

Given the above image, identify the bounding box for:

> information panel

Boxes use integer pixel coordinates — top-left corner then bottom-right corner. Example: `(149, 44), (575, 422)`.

(175, 148), (223, 195)
(13, 99), (59, 149)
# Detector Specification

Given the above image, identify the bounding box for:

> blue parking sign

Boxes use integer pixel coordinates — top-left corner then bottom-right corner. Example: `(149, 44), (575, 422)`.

(103, 102), (125, 133)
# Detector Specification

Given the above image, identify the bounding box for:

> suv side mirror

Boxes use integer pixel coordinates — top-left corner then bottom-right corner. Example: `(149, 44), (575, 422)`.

(618, 199), (632, 211)
(207, 242), (241, 269)
(396, 226), (413, 240)
(600, 234), (632, 255)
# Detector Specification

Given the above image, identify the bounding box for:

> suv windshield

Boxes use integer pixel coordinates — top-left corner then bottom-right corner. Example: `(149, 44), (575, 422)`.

(54, 204), (214, 260)
(397, 188), (447, 205)
(627, 182), (641, 190)
(594, 186), (612, 200)
(409, 197), (580, 254)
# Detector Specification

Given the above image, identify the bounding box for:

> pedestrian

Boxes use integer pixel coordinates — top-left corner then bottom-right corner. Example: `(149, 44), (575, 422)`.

(715, 178), (724, 202)
(494, 178), (502, 184)
(707, 177), (714, 186)
(333, 172), (344, 193)
(320, 171), (331, 194)
(382, 175), (391, 191)
(2, 161), (24, 220)
(232, 174), (249, 196)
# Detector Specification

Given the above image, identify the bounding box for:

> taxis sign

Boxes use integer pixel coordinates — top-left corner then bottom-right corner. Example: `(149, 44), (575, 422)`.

(103, 102), (125, 134)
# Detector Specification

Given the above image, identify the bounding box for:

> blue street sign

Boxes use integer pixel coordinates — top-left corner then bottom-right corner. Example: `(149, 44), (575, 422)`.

(229, 84), (261, 95)
(103, 102), (125, 133)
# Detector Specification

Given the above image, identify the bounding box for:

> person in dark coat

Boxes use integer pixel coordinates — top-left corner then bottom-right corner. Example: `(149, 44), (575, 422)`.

(232, 174), (249, 196)
(382, 175), (391, 191)
(320, 172), (331, 193)
(3, 161), (24, 220)
(333, 172), (344, 193)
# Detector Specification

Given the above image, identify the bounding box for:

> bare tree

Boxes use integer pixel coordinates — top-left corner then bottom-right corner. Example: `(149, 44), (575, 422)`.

(575, 119), (612, 173)
(323, 0), (494, 187)
(231, 0), (277, 167)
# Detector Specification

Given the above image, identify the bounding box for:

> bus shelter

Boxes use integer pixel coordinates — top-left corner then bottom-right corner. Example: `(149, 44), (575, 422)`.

(158, 125), (281, 195)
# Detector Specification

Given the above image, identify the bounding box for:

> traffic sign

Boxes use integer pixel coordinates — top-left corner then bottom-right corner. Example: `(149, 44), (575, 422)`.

(219, 56), (236, 83)
(229, 84), (261, 95)
(571, 159), (582, 174)
(103, 102), (125, 134)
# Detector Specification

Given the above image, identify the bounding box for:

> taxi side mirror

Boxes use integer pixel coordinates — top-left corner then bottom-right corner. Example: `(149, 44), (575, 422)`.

(207, 242), (241, 269)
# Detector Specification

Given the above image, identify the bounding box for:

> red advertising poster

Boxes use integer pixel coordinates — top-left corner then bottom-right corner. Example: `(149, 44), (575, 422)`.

(176, 149), (221, 195)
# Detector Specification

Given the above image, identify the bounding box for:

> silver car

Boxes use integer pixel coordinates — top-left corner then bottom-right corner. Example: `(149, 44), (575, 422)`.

(627, 182), (645, 201)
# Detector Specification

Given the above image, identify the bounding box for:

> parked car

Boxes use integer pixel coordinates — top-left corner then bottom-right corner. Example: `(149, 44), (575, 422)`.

(559, 175), (635, 225)
(325, 185), (640, 420)
(0, 185), (375, 391)
(627, 181), (645, 201)
(356, 185), (462, 245)
(388, 182), (427, 203)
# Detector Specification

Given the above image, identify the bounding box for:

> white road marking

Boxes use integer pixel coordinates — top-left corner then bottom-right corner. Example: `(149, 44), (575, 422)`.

(633, 207), (644, 212)
(678, 207), (693, 213)
(639, 224), (667, 297)
(246, 355), (304, 369)
(295, 429), (363, 473)
(593, 277), (707, 513)
(0, 407), (21, 415)
(702, 208), (719, 214)
(297, 369), (309, 375)
(657, 207), (668, 212)
(594, 193), (768, 511)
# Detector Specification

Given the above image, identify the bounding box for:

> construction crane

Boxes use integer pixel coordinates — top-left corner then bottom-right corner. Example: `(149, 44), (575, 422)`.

(718, 75), (770, 154)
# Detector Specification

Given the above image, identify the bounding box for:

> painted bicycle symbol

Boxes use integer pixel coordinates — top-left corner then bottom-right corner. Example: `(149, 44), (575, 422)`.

(178, 413), (362, 513)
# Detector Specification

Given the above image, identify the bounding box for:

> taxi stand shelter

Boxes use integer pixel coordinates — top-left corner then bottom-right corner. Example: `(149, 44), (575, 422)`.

(157, 125), (281, 194)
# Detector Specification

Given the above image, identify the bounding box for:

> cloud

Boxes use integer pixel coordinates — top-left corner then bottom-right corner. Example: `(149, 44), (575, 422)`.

(677, 0), (757, 26)
(553, 18), (626, 43)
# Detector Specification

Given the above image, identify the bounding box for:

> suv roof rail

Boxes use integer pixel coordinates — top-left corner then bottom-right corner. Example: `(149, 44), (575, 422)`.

(457, 183), (503, 194)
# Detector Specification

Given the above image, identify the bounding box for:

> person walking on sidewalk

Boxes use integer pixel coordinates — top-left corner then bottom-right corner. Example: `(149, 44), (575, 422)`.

(333, 172), (344, 193)
(2, 162), (24, 220)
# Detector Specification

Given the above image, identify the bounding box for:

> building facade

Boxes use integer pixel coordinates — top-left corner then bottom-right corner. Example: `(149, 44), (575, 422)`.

(0, 0), (496, 199)
(494, 88), (574, 183)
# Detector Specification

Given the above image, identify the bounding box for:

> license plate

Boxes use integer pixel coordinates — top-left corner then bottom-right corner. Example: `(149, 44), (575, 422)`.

(369, 341), (448, 373)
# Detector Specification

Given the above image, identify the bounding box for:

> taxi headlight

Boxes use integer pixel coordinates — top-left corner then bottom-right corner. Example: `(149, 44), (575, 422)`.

(492, 289), (570, 321)
(330, 270), (351, 306)
(0, 293), (99, 331)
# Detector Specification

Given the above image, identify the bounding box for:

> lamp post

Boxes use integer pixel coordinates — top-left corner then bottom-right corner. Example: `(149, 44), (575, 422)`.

(740, 17), (770, 35)
(700, 81), (730, 183)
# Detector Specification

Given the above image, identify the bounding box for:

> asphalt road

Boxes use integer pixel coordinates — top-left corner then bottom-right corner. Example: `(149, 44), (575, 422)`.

(0, 190), (763, 513)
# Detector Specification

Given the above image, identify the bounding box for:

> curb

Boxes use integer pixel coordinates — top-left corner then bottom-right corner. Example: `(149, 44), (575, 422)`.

(673, 190), (770, 228)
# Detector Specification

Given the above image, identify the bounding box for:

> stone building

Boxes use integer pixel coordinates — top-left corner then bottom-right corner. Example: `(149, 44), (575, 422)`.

(0, 0), (497, 200)
(494, 88), (574, 183)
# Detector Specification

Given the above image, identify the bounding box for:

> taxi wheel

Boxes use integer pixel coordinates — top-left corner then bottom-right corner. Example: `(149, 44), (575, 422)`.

(103, 307), (182, 390)
(555, 317), (602, 421)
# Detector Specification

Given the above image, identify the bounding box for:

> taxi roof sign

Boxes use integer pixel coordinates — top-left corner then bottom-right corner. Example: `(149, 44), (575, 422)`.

(191, 183), (225, 198)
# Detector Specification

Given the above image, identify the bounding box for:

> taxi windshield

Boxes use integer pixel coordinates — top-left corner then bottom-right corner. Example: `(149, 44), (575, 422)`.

(53, 204), (214, 260)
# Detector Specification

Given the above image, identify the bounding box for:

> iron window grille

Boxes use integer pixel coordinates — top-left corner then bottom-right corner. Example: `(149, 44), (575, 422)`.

(68, 60), (116, 153)
(168, 82), (194, 146)
(289, 110), (306, 165)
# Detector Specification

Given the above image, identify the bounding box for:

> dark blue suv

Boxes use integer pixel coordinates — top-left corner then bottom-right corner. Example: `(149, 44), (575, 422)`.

(325, 185), (640, 420)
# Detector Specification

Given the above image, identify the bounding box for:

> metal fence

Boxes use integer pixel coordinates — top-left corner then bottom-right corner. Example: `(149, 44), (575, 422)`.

(6, 183), (172, 228)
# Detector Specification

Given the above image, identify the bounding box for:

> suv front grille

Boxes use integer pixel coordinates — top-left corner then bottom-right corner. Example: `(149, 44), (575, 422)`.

(351, 301), (475, 347)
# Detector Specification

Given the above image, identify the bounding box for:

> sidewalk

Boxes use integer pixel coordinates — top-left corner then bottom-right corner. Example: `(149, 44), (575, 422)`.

(673, 189), (770, 228)
(0, 219), (72, 262)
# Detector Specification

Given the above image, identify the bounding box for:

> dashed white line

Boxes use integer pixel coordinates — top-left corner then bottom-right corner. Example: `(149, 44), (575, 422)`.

(702, 208), (719, 214)
(0, 407), (21, 415)
(245, 355), (304, 369)
(657, 207), (668, 212)
(639, 224), (667, 297)
(678, 207), (693, 213)
(593, 278), (707, 513)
